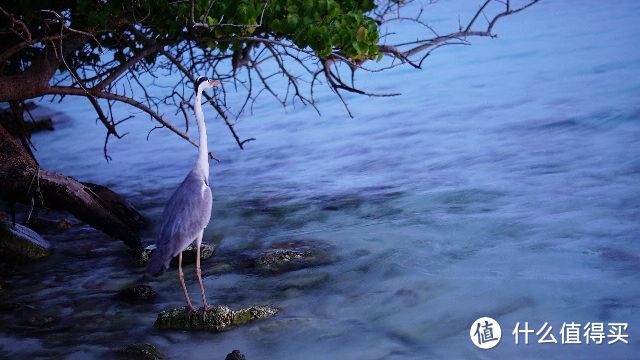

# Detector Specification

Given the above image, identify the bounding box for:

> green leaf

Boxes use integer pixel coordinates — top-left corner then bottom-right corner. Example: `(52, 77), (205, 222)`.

(352, 41), (364, 54)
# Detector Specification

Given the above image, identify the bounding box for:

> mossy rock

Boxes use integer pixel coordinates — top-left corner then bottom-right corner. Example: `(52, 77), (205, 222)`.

(255, 248), (311, 266)
(25, 217), (72, 233)
(115, 284), (157, 304)
(0, 222), (51, 262)
(155, 305), (279, 331)
(137, 243), (215, 267)
(117, 343), (166, 360)
(225, 350), (246, 360)
(251, 240), (336, 274)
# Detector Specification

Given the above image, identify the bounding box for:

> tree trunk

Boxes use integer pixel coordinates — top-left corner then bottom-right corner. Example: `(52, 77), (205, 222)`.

(0, 125), (144, 253)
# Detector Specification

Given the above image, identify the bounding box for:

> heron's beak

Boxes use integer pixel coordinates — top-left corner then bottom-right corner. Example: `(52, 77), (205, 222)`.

(209, 80), (220, 86)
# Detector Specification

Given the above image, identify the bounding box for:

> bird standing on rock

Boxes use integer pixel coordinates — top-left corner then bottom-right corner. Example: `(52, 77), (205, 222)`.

(146, 76), (219, 311)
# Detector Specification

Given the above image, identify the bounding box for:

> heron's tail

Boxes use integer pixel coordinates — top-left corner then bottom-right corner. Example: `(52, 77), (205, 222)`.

(146, 247), (170, 277)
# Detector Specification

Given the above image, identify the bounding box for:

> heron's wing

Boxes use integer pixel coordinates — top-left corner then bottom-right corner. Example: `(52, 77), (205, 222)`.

(155, 168), (212, 258)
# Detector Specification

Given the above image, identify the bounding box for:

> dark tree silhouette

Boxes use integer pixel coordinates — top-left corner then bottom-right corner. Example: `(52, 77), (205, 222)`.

(0, 0), (539, 251)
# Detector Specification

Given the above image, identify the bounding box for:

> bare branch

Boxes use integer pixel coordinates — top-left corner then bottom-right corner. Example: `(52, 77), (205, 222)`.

(95, 43), (162, 90)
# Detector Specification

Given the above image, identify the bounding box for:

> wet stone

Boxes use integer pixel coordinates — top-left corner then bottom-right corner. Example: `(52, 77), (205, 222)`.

(256, 248), (310, 265)
(0, 302), (26, 312)
(25, 217), (73, 233)
(225, 350), (247, 360)
(137, 243), (215, 267)
(0, 222), (52, 262)
(2, 304), (70, 334)
(117, 343), (166, 360)
(115, 284), (158, 304)
(154, 305), (279, 331)
(250, 240), (336, 274)
(26, 314), (58, 327)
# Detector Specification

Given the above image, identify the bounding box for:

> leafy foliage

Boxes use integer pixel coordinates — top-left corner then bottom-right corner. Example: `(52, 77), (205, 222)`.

(2, 0), (381, 76)
(0, 0), (539, 157)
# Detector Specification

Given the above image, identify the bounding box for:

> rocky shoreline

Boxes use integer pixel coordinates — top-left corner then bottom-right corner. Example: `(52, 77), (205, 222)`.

(0, 210), (338, 358)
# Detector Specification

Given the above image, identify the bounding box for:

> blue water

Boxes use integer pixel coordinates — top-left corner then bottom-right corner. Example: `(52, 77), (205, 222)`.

(2, 0), (640, 358)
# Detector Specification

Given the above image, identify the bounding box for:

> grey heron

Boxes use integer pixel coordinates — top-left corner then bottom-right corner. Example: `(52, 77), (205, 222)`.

(146, 76), (219, 311)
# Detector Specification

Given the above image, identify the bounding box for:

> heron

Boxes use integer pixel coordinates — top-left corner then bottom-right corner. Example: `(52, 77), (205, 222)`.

(146, 76), (219, 311)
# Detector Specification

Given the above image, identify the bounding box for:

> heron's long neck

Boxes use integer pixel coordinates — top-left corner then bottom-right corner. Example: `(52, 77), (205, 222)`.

(194, 92), (209, 179)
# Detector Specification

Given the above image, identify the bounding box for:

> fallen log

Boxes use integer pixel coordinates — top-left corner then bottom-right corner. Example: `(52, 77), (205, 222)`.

(0, 125), (144, 253)
(82, 182), (147, 231)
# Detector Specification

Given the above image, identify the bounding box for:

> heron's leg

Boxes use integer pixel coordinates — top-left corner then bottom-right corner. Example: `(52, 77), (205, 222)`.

(195, 231), (212, 310)
(178, 252), (195, 312)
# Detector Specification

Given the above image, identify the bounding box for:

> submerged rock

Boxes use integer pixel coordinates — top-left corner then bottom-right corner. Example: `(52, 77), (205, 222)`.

(225, 350), (247, 360)
(256, 248), (310, 265)
(25, 217), (72, 233)
(115, 284), (158, 304)
(1, 303), (72, 334)
(117, 343), (166, 360)
(26, 314), (58, 327)
(154, 305), (279, 331)
(251, 240), (336, 274)
(137, 243), (215, 267)
(0, 302), (28, 312)
(0, 222), (51, 262)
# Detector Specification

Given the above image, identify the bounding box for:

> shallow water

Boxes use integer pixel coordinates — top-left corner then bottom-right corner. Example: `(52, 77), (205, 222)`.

(2, 0), (640, 358)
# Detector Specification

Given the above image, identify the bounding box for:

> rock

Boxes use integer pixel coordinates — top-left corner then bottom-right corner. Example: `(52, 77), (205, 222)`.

(2, 303), (70, 334)
(0, 222), (51, 262)
(24, 118), (54, 133)
(117, 343), (166, 360)
(251, 240), (336, 274)
(154, 305), (279, 331)
(225, 350), (246, 360)
(26, 314), (58, 327)
(25, 217), (72, 233)
(0, 113), (53, 136)
(0, 302), (28, 312)
(115, 284), (157, 304)
(138, 243), (215, 267)
(256, 248), (310, 266)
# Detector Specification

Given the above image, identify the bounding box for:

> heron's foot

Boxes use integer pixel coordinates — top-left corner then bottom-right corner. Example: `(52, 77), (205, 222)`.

(203, 304), (215, 312)
(186, 305), (197, 314)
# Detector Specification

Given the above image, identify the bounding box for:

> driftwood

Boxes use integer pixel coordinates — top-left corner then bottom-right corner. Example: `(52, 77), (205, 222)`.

(0, 125), (145, 253)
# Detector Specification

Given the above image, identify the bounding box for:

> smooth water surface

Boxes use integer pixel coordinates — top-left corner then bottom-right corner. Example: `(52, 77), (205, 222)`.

(2, 0), (639, 358)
